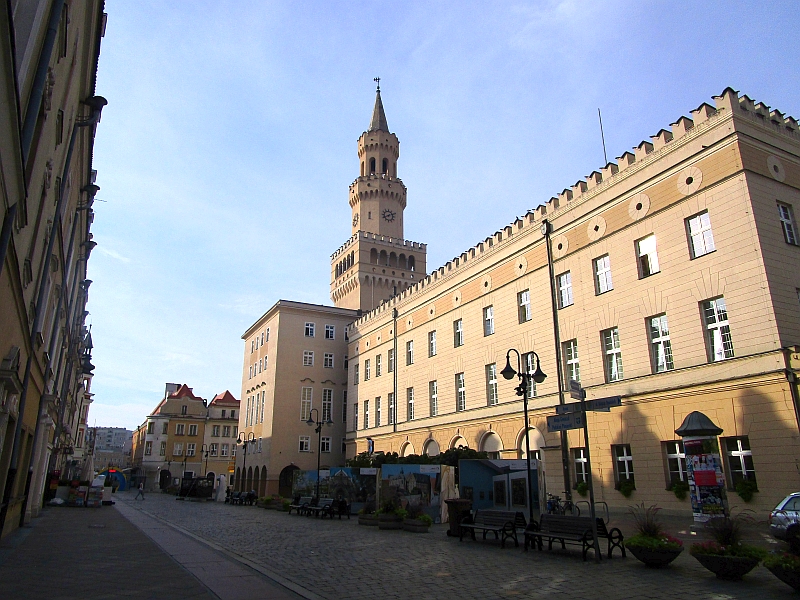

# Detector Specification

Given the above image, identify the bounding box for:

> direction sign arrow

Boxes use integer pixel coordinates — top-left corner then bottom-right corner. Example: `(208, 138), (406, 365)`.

(569, 379), (585, 400)
(555, 402), (582, 415)
(586, 395), (621, 412)
(547, 411), (585, 432)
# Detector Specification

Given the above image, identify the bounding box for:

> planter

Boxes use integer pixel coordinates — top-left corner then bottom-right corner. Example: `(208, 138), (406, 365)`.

(628, 545), (683, 568)
(693, 554), (760, 580)
(444, 499), (473, 537)
(378, 514), (404, 530)
(358, 514), (379, 526)
(766, 564), (800, 591)
(403, 519), (430, 533)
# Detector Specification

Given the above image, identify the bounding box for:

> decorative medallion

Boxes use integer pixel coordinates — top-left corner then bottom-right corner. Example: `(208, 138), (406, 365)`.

(515, 256), (528, 277)
(481, 275), (492, 293)
(552, 235), (569, 259)
(628, 193), (651, 220)
(766, 155), (786, 182)
(586, 216), (607, 241)
(677, 166), (703, 195)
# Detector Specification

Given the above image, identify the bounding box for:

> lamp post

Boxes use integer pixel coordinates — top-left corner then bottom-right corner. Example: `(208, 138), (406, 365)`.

(306, 408), (333, 498)
(201, 444), (210, 477)
(236, 432), (255, 491)
(501, 348), (547, 526)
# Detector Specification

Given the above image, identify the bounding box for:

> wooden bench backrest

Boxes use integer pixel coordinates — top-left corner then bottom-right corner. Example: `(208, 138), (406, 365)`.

(539, 514), (608, 536)
(474, 510), (527, 528)
(299, 496), (313, 504)
(319, 498), (334, 507)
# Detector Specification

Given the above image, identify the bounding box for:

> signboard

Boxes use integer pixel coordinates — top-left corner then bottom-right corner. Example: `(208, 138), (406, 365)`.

(569, 380), (585, 400)
(360, 468), (377, 475)
(419, 465), (441, 474)
(556, 402), (582, 415)
(587, 396), (621, 412)
(546, 412), (585, 432)
(319, 470), (330, 478)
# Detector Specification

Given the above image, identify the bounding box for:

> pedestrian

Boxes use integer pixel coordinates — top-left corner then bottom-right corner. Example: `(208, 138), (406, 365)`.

(135, 482), (145, 500)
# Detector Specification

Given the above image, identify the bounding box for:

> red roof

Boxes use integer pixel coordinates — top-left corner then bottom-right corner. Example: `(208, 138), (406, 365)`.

(168, 384), (202, 400)
(210, 390), (239, 406)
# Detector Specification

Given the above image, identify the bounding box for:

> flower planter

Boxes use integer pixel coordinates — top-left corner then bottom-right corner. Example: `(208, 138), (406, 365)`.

(766, 564), (800, 591)
(628, 545), (683, 568)
(358, 514), (379, 526)
(693, 554), (760, 580)
(403, 519), (430, 533)
(378, 514), (403, 530)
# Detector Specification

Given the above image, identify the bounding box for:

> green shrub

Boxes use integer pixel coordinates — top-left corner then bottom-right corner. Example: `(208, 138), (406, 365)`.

(576, 481), (588, 497)
(628, 502), (664, 538)
(281, 500), (291, 511)
(689, 541), (766, 560)
(417, 514), (433, 527)
(764, 552), (800, 571)
(735, 480), (758, 502)
(618, 479), (635, 498)
(667, 480), (690, 500)
(626, 533), (682, 551)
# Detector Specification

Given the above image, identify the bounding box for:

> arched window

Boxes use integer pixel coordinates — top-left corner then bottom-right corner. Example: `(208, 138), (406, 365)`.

(361, 161), (365, 176)
(369, 157), (376, 174)
(389, 252), (397, 267)
(350, 251), (354, 268)
(370, 248), (378, 264)
(382, 158), (388, 174)
(408, 255), (416, 271)
(379, 250), (388, 266)
(398, 253), (406, 270)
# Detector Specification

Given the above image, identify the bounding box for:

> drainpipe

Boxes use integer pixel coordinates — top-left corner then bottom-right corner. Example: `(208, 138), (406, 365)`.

(393, 307), (398, 435)
(541, 219), (572, 501)
(783, 346), (800, 434)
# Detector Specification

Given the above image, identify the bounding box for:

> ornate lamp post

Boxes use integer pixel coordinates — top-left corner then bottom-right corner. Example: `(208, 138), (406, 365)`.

(236, 432), (255, 491)
(201, 444), (210, 477)
(500, 348), (547, 525)
(306, 408), (333, 498)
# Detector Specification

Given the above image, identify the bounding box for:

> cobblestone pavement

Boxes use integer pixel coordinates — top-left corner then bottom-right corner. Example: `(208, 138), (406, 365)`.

(117, 492), (794, 600)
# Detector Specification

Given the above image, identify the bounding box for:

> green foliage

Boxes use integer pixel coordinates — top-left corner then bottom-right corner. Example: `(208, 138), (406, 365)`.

(668, 480), (690, 500)
(628, 502), (664, 538)
(626, 533), (683, 551)
(281, 499), (291, 511)
(735, 480), (758, 502)
(705, 511), (756, 547)
(576, 481), (588, 497)
(345, 446), (489, 485)
(617, 479), (635, 498)
(416, 514), (434, 527)
(689, 541), (767, 560)
(764, 552), (800, 571)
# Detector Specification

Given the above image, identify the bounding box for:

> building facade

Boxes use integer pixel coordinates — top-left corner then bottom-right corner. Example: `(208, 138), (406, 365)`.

(90, 426), (132, 471)
(203, 391), (239, 482)
(0, 0), (107, 538)
(345, 88), (800, 515)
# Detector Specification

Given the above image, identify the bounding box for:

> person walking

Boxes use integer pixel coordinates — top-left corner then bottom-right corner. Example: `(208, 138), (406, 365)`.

(135, 482), (145, 500)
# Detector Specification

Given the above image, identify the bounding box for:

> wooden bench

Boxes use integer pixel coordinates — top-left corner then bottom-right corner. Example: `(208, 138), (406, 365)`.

(333, 498), (351, 520)
(524, 514), (626, 561)
(288, 496), (312, 515)
(307, 498), (334, 518)
(459, 510), (527, 548)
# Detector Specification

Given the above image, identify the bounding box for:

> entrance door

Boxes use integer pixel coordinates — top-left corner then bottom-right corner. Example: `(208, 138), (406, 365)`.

(159, 470), (171, 489)
(279, 465), (299, 498)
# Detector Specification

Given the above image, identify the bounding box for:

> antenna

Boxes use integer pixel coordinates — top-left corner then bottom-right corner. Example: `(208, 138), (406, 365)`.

(598, 108), (608, 165)
(374, 77), (381, 91)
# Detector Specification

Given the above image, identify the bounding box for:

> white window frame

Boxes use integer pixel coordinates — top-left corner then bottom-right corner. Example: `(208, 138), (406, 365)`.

(304, 322), (315, 337)
(210, 443), (218, 457)
(557, 271), (573, 308)
(173, 442), (183, 456)
(687, 211), (716, 258)
(593, 254), (613, 294)
(322, 388), (333, 422)
(175, 423), (185, 435)
(323, 353), (334, 368)
(636, 234), (660, 278)
(573, 447), (588, 484)
(428, 330), (437, 357)
(354, 363), (359, 385)
(453, 319), (464, 347)
(703, 297), (734, 361)
(613, 444), (634, 484)
(486, 363), (498, 406)
(144, 441), (152, 456)
(664, 441), (687, 484)
(563, 339), (579, 384)
(456, 373), (466, 412)
(364, 358), (371, 380)
(325, 324), (336, 339)
(375, 354), (382, 377)
(723, 436), (756, 488)
(649, 314), (674, 373)
(299, 436), (310, 452)
(220, 444), (229, 457)
(407, 387), (415, 420)
(522, 352), (537, 398)
(375, 396), (381, 427)
(429, 381), (438, 416)
(388, 348), (395, 372)
(303, 350), (314, 366)
(301, 387), (312, 421)
(518, 290), (531, 323)
(483, 306), (494, 336)
(406, 340), (414, 365)
(388, 392), (395, 425)
(363, 399), (369, 429)
(188, 424), (197, 436)
(353, 403), (358, 431)
(321, 437), (331, 453)
(779, 202), (799, 245)
(602, 327), (624, 382)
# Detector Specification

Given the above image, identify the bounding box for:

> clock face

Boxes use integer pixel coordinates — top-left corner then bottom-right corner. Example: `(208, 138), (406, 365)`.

(352, 214), (359, 227)
(382, 209), (396, 222)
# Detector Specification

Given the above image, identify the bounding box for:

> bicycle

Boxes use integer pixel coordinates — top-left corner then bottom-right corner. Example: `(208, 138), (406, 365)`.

(545, 493), (580, 516)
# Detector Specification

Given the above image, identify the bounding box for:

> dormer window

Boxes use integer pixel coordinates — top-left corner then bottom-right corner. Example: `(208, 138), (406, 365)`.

(181, 405), (187, 415)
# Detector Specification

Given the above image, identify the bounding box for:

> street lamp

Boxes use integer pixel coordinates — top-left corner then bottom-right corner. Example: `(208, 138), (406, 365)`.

(501, 348), (546, 526)
(306, 408), (333, 498)
(201, 444), (210, 477)
(236, 432), (255, 492)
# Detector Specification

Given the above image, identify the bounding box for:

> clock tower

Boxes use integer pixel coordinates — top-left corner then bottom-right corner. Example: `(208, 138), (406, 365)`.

(330, 83), (427, 311)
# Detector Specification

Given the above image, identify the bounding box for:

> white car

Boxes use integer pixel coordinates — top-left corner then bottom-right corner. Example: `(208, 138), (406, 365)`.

(769, 492), (800, 542)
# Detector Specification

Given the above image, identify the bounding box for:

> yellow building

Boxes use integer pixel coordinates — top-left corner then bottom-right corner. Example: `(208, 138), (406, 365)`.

(344, 87), (800, 515)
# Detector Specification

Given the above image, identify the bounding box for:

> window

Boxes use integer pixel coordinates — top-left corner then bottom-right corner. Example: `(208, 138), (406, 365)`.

(258, 359), (262, 373)
(303, 351), (314, 366)
(613, 444), (634, 487)
(386, 392), (395, 425)
(522, 352), (537, 398)
(231, 410), (236, 419)
(723, 436), (756, 488)
(188, 424), (197, 436)
(593, 255), (613, 294)
(363, 400), (369, 429)
(324, 353), (334, 368)
(186, 443), (196, 457)
(373, 354), (380, 377)
(221, 444), (229, 457)
(779, 202), (799, 245)
(687, 211), (716, 258)
(249, 365), (253, 379)
(573, 448), (588, 484)
(223, 425), (230, 437)
(483, 306), (494, 336)
(353, 403), (359, 431)
(455, 373), (466, 412)
(342, 438), (347, 453)
(407, 387), (415, 420)
(563, 339), (580, 384)
(602, 327), (624, 382)
(305, 322), (315, 337)
(144, 441), (152, 456)
(429, 381), (438, 417)
(325, 324), (336, 339)
(260, 392), (265, 423)
(299, 436), (311, 452)
(354, 363), (359, 385)
(518, 290), (531, 323)
(162, 422), (168, 435)
(344, 355), (348, 370)
(175, 423), (185, 435)
(375, 397), (381, 427)
(342, 391), (347, 423)
(663, 441), (687, 485)
(406, 340), (414, 365)
(251, 340), (255, 353)
(159, 441), (166, 456)
(181, 405), (187, 415)
(428, 331), (437, 357)
(364, 359), (371, 380)
(173, 443), (183, 456)
(485, 363), (498, 406)
(636, 235), (660, 277)
(261, 331), (265, 345)
(231, 444), (236, 457)
(56, 110), (63, 146)
(648, 314), (674, 372)
(557, 272), (573, 308)
(703, 297), (734, 361)
(388, 349), (395, 372)
(321, 437), (331, 453)
(147, 422), (154, 434)
(322, 389), (333, 422)
(301, 387), (312, 421)
(453, 319), (464, 347)
(210, 443), (218, 457)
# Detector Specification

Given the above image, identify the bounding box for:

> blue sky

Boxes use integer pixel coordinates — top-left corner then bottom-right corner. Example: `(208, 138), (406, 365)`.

(88, 1), (800, 429)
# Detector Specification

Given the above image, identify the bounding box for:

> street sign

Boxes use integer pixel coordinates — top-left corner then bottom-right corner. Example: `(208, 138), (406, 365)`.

(569, 379), (585, 400)
(587, 396), (622, 412)
(547, 411), (585, 432)
(556, 402), (582, 415)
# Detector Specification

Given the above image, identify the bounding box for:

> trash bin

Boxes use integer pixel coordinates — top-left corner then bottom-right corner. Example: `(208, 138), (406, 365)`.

(444, 498), (473, 537)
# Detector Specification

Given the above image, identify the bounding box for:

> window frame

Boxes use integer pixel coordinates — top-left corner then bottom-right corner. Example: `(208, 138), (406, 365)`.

(612, 443), (635, 488)
(648, 314), (674, 373)
(662, 440), (687, 487)
(702, 297), (734, 362)
(364, 358), (371, 380)
(557, 271), (573, 308)
(455, 373), (466, 412)
(303, 350), (314, 366)
(483, 306), (494, 336)
(593, 254), (614, 295)
(300, 387), (313, 421)
(325, 324), (336, 339)
(428, 330), (437, 357)
(323, 353), (334, 368)
(407, 387), (415, 420)
(686, 211), (716, 259)
(375, 396), (381, 427)
(299, 436), (311, 452)
(636, 234), (660, 278)
(322, 388), (333, 422)
(518, 290), (531, 323)
(304, 322), (316, 337)
(406, 340), (414, 365)
(778, 202), (799, 245)
(485, 363), (498, 406)
(453, 319), (464, 347)
(572, 447), (588, 484)
(722, 436), (756, 490)
(429, 380), (438, 417)
(601, 327), (624, 382)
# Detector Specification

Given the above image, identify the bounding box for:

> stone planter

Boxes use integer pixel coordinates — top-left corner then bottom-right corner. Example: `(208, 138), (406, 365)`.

(403, 519), (430, 533)
(628, 545), (683, 568)
(378, 514), (404, 530)
(358, 514), (379, 526)
(767, 564), (800, 591)
(693, 554), (760, 580)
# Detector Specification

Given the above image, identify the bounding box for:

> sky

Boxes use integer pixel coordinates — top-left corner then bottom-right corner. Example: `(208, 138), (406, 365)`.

(87, 0), (800, 430)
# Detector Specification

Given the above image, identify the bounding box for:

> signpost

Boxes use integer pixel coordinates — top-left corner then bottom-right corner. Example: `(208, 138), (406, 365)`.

(547, 381), (624, 563)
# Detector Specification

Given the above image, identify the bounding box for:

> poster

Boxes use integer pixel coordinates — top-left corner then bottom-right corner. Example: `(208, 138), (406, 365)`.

(684, 437), (727, 522)
(380, 464), (443, 522)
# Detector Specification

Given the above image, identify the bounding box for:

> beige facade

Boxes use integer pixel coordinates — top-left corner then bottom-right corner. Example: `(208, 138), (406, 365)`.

(0, 1), (106, 537)
(345, 88), (800, 514)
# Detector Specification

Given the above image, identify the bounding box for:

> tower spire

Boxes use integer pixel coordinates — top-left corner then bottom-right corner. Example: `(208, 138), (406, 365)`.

(368, 78), (389, 133)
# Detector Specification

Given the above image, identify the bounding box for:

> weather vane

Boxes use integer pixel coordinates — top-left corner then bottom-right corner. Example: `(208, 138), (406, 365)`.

(374, 77), (380, 91)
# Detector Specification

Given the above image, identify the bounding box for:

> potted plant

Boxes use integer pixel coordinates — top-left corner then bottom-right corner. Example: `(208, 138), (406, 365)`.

(280, 499), (291, 512)
(764, 552), (800, 591)
(575, 481), (588, 497)
(625, 503), (683, 567)
(617, 479), (635, 498)
(690, 511), (767, 580)
(735, 480), (758, 503)
(377, 498), (406, 530)
(667, 480), (690, 500)
(358, 500), (379, 526)
(403, 504), (433, 533)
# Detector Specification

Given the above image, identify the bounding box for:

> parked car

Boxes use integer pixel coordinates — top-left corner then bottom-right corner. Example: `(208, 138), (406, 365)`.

(769, 492), (800, 545)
